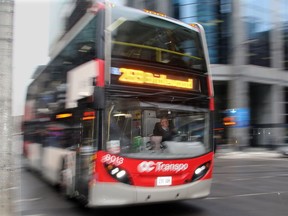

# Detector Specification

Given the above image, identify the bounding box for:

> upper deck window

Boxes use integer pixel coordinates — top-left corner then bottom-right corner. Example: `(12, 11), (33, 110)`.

(110, 6), (207, 73)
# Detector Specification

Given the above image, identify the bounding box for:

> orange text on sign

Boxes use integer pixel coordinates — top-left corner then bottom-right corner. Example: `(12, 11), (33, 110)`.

(118, 68), (193, 90)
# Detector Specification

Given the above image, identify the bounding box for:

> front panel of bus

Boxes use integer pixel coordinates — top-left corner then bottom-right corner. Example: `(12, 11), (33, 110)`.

(88, 4), (214, 206)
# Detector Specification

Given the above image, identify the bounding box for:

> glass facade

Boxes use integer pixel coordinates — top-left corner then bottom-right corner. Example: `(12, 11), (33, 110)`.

(172, 0), (232, 64)
(242, 0), (288, 70)
(243, 0), (271, 67)
(171, 0), (287, 70)
(280, 0), (288, 70)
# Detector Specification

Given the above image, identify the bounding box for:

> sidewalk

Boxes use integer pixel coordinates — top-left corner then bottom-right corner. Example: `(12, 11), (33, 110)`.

(215, 145), (284, 158)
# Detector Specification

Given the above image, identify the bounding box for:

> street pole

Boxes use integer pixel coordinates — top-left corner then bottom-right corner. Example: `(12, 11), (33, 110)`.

(0, 0), (15, 215)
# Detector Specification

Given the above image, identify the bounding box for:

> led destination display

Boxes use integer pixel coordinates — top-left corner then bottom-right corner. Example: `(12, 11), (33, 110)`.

(111, 67), (200, 91)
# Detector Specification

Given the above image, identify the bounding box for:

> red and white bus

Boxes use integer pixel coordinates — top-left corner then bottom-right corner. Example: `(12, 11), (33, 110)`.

(22, 2), (215, 207)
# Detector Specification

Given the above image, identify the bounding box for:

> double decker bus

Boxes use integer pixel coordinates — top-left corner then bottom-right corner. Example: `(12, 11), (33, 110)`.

(22, 2), (215, 207)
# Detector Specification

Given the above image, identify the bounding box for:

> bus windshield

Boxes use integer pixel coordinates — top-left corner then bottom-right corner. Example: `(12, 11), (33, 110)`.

(110, 6), (207, 72)
(105, 98), (211, 159)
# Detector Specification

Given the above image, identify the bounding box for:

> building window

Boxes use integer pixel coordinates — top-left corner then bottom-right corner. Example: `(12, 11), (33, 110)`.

(285, 26), (288, 70)
(280, 0), (288, 71)
(243, 0), (271, 67)
(172, 0), (232, 65)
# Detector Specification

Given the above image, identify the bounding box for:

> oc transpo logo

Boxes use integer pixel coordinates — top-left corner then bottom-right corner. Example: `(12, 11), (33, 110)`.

(137, 161), (189, 173)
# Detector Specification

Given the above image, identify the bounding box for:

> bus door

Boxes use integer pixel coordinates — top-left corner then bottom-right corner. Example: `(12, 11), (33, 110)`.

(74, 109), (96, 198)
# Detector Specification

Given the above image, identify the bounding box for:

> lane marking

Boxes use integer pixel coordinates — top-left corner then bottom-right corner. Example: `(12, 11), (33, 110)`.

(212, 173), (288, 183)
(206, 191), (288, 200)
(217, 164), (266, 168)
(217, 155), (287, 161)
(232, 173), (288, 181)
(14, 197), (42, 203)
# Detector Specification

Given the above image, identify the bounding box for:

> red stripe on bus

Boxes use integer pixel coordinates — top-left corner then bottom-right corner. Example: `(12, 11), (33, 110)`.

(95, 59), (105, 87)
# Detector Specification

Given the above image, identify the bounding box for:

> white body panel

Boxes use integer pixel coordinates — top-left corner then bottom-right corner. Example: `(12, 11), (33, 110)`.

(66, 60), (99, 109)
(87, 179), (212, 207)
(27, 145), (76, 186)
(41, 147), (70, 184)
(27, 143), (43, 172)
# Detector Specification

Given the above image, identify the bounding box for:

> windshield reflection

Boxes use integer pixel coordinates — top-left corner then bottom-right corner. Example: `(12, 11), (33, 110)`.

(105, 99), (211, 159)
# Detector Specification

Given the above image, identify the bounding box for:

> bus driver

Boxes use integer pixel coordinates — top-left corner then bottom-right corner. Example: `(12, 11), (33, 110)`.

(153, 117), (176, 141)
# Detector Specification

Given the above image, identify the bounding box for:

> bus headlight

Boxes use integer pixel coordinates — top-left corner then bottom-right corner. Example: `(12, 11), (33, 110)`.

(191, 161), (211, 182)
(104, 163), (132, 185)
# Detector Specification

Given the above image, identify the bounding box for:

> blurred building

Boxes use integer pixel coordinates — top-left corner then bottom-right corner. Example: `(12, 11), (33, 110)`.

(44, 0), (288, 148)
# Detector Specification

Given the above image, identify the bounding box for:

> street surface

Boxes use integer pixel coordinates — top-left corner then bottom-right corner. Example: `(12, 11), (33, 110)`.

(16, 150), (288, 216)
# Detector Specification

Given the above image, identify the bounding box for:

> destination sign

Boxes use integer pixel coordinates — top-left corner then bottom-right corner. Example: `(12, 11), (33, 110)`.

(111, 67), (197, 90)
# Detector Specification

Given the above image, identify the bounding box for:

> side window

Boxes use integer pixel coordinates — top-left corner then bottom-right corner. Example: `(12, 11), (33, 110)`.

(60, 17), (97, 68)
(45, 128), (65, 148)
(81, 110), (96, 147)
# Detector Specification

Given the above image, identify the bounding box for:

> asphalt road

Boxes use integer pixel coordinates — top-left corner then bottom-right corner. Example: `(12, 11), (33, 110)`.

(16, 151), (288, 216)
